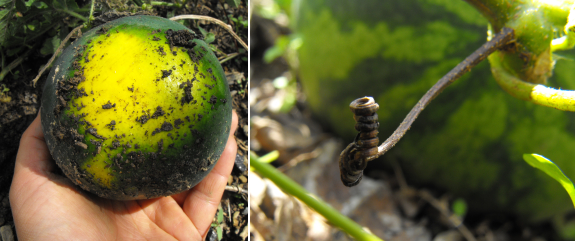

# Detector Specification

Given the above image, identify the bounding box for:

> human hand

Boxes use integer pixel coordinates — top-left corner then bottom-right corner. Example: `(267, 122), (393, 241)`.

(9, 110), (238, 240)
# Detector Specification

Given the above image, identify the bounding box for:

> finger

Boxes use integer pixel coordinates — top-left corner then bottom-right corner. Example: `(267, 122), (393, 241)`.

(172, 110), (239, 206)
(13, 111), (55, 177)
(138, 197), (202, 241)
(181, 110), (238, 236)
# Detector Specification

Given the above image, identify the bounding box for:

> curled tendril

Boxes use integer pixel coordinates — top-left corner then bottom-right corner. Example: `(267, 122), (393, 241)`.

(339, 97), (379, 187)
(339, 28), (515, 187)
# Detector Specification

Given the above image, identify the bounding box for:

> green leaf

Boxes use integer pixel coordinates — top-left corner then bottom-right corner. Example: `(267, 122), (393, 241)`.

(6, 45), (23, 56)
(198, 26), (207, 37)
(225, 0), (240, 8)
(216, 226), (222, 241)
(0, 9), (9, 19)
(40, 35), (60, 55)
(51, 0), (63, 9)
(204, 32), (215, 44)
(25, 0), (38, 7)
(166, 9), (175, 19)
(239, 16), (247, 27)
(15, 0), (27, 12)
(65, 0), (79, 10)
(522, 153), (575, 208)
(31, 0), (48, 9)
(0, 0), (12, 7)
(451, 198), (467, 217)
(216, 206), (223, 223)
(0, 10), (10, 46)
(263, 35), (289, 63)
(198, 26), (214, 43)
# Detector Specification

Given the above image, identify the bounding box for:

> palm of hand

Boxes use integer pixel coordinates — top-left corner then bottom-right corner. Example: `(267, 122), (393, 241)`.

(9, 112), (238, 240)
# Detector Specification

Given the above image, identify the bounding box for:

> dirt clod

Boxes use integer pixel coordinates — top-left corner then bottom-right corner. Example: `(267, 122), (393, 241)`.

(161, 121), (173, 131)
(151, 106), (165, 118)
(102, 101), (116, 109)
(165, 29), (198, 49)
(161, 70), (172, 78)
(86, 128), (106, 140)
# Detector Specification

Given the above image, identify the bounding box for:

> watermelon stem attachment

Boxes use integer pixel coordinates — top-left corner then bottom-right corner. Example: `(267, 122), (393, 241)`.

(340, 27), (515, 187)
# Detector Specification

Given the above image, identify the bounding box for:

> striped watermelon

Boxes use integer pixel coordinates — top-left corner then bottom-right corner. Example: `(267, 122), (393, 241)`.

(294, 0), (575, 221)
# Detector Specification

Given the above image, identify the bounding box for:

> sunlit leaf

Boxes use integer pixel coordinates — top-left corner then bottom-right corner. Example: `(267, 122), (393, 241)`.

(522, 153), (575, 208)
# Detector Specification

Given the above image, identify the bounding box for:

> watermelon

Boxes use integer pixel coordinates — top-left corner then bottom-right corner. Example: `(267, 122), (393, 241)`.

(41, 16), (232, 200)
(294, 0), (575, 221)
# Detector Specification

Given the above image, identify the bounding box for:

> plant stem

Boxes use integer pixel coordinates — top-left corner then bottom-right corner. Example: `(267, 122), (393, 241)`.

(219, 52), (239, 64)
(250, 152), (383, 241)
(0, 47), (34, 82)
(374, 27), (514, 159)
(151, 1), (175, 7)
(89, 0), (95, 23)
(490, 51), (575, 111)
(255, 150), (279, 163)
(463, 0), (571, 30)
(170, 15), (248, 50)
(32, 25), (84, 87)
(58, 8), (88, 22)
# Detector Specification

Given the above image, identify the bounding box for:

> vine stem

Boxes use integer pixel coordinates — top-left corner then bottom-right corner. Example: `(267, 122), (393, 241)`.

(151, 1), (175, 7)
(219, 52), (239, 64)
(57, 8), (88, 22)
(32, 25), (84, 87)
(169, 14), (248, 50)
(373, 27), (515, 159)
(89, 0), (95, 23)
(250, 151), (383, 241)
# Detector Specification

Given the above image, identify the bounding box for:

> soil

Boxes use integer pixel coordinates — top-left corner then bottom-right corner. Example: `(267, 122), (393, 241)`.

(0, 0), (248, 240)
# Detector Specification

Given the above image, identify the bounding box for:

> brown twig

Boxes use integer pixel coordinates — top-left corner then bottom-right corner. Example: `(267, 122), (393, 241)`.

(277, 148), (322, 172)
(225, 185), (248, 195)
(419, 190), (477, 241)
(32, 25), (84, 87)
(169, 14), (248, 50)
(375, 27), (514, 158)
